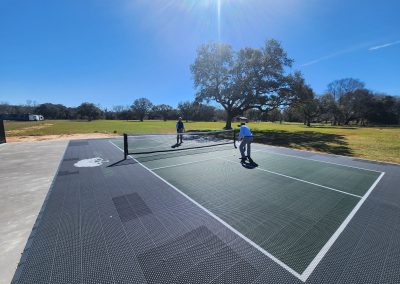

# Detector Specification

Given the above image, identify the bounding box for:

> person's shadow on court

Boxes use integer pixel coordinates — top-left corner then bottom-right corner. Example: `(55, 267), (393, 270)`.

(171, 142), (182, 148)
(240, 157), (258, 169)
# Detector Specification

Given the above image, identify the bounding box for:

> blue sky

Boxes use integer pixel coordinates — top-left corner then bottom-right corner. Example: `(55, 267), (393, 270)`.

(0, 0), (399, 108)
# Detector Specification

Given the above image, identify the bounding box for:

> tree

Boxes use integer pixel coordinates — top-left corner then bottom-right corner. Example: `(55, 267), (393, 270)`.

(131, 98), (153, 121)
(35, 103), (69, 119)
(192, 103), (217, 121)
(67, 107), (78, 119)
(318, 93), (337, 124)
(295, 96), (320, 127)
(282, 106), (303, 122)
(0, 102), (13, 114)
(25, 100), (38, 107)
(112, 105), (126, 113)
(244, 108), (263, 121)
(151, 104), (175, 121)
(177, 101), (217, 121)
(338, 89), (374, 125)
(191, 39), (295, 129)
(266, 109), (282, 122)
(327, 78), (365, 101)
(287, 72), (320, 126)
(394, 97), (400, 124)
(367, 95), (399, 124)
(111, 105), (133, 120)
(76, 102), (103, 121)
(215, 108), (227, 121)
(178, 101), (194, 122)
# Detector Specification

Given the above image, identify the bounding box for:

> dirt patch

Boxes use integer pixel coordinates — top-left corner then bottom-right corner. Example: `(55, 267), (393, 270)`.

(6, 123), (54, 135)
(6, 133), (118, 143)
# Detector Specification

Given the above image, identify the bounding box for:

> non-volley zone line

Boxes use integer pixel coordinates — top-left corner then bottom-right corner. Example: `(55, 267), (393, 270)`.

(147, 152), (237, 171)
(146, 148), (273, 171)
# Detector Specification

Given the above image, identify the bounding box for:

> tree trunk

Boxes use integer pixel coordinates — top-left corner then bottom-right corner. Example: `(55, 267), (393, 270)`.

(225, 112), (233, 129)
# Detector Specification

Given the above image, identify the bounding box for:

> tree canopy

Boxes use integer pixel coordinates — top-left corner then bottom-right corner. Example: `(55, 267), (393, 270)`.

(35, 103), (69, 119)
(131, 98), (153, 121)
(76, 102), (103, 121)
(191, 39), (295, 129)
(327, 78), (365, 100)
(150, 104), (175, 121)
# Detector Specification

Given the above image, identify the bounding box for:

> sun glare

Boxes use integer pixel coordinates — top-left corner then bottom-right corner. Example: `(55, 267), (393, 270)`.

(217, 0), (221, 41)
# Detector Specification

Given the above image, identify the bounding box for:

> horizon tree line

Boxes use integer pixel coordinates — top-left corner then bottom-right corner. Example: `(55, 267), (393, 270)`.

(1, 39), (399, 126)
(1, 83), (399, 126)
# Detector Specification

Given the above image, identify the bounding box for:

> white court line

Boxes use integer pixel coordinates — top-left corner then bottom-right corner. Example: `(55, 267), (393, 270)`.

(108, 140), (385, 282)
(150, 150), (258, 171)
(109, 140), (303, 280)
(150, 157), (219, 171)
(218, 157), (362, 199)
(253, 146), (383, 173)
(129, 145), (165, 151)
(300, 171), (385, 281)
(150, 150), (264, 171)
(149, 151), (237, 171)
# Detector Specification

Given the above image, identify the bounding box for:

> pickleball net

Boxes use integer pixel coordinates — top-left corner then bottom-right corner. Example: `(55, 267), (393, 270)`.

(123, 129), (236, 159)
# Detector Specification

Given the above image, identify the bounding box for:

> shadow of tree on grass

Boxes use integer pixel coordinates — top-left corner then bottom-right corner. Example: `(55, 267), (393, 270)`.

(252, 130), (353, 156)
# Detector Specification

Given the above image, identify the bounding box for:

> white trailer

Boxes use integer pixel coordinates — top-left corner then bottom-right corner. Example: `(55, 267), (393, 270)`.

(28, 114), (40, 121)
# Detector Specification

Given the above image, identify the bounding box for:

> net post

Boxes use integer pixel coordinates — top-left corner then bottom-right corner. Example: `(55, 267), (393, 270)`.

(0, 120), (6, 144)
(233, 129), (236, 148)
(123, 133), (128, 159)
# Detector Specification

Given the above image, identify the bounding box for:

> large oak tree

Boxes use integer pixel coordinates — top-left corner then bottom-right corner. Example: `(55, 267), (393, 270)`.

(191, 39), (295, 129)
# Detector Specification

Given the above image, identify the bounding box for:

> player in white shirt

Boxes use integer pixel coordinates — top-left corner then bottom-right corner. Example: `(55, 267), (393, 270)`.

(238, 121), (253, 162)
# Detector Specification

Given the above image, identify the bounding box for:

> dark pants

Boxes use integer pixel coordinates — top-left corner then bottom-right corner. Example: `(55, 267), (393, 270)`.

(240, 136), (253, 158)
(177, 129), (183, 143)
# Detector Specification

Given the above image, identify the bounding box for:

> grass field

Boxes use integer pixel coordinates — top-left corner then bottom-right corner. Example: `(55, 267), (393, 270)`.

(4, 120), (400, 164)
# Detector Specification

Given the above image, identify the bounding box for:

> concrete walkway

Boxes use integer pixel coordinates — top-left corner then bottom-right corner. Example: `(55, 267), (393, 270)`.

(0, 140), (67, 284)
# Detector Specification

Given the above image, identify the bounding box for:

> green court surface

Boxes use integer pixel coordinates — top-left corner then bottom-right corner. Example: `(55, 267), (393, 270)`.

(111, 137), (382, 276)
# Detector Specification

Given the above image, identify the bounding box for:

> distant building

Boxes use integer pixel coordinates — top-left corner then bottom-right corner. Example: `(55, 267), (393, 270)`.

(0, 113), (44, 121)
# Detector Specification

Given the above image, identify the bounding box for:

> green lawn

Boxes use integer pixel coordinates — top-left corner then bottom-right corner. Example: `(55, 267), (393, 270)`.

(4, 120), (400, 164)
